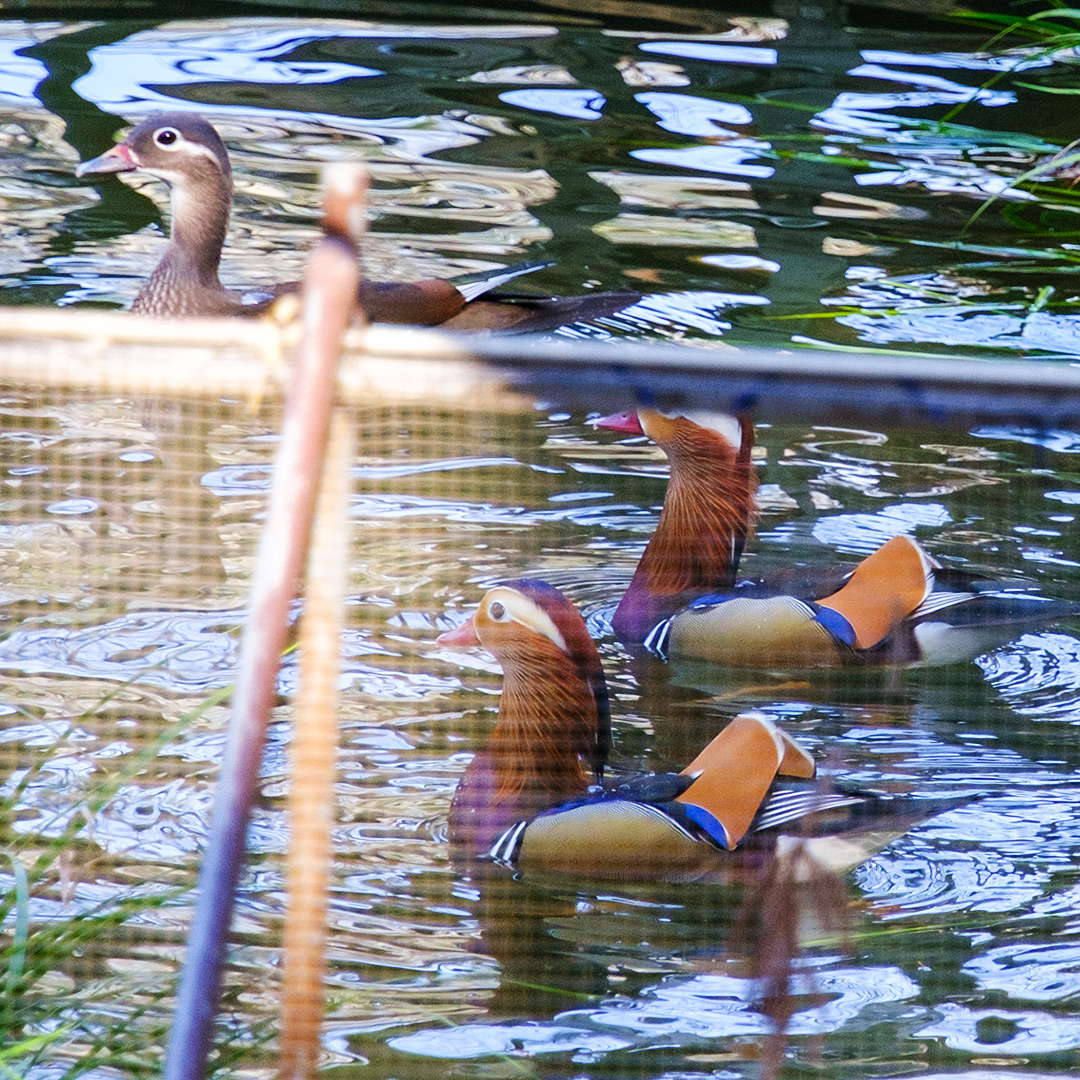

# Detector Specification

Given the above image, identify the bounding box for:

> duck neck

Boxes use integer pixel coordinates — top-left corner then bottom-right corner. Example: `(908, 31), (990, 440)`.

(160, 170), (232, 289)
(613, 423), (755, 641)
(489, 642), (595, 803)
(450, 641), (596, 857)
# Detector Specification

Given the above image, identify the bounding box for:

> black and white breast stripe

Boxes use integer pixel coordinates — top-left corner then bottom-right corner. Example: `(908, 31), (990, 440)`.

(487, 820), (530, 866)
(752, 789), (864, 833)
(644, 618), (673, 657)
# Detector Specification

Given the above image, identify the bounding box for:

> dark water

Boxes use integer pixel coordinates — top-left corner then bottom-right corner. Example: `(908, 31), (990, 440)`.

(4, 12), (1080, 355)
(3, 9), (1080, 1080)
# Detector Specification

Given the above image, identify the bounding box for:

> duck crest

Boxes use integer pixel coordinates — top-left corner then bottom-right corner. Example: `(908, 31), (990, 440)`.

(613, 414), (756, 639)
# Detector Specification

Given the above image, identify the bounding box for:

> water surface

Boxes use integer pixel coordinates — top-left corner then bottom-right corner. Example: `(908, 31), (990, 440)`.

(3, 8), (1080, 1080)
(5, 11), (1080, 354)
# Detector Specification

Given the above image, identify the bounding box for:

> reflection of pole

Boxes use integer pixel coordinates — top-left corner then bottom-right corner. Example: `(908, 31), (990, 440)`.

(162, 165), (366, 1080)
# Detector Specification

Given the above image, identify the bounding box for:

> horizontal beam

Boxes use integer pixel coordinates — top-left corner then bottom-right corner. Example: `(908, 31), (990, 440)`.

(359, 327), (1080, 428)
(0, 306), (1076, 427)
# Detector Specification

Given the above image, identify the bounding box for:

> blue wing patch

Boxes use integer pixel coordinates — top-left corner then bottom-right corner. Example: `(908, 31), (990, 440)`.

(679, 802), (732, 848)
(811, 603), (856, 646)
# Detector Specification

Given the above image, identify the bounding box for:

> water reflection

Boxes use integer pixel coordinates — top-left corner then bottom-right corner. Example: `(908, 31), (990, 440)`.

(639, 42), (779, 66)
(72, 20), (560, 121)
(915, 1003), (1080, 1054)
(966, 940), (1080, 1001)
(0, 24), (63, 107)
(499, 88), (605, 120)
(2, 13), (1072, 351)
(6, 394), (1080, 1076)
(391, 960), (927, 1058)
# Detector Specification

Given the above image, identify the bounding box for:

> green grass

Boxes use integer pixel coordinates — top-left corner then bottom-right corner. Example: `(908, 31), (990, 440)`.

(0, 674), (234, 1078)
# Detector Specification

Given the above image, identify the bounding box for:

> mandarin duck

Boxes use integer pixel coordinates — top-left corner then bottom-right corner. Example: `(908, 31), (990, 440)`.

(75, 113), (638, 326)
(594, 408), (1080, 667)
(436, 579), (973, 880)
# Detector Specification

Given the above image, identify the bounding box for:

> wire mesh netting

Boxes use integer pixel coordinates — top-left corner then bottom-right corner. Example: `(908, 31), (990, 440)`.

(3, 332), (1080, 1077)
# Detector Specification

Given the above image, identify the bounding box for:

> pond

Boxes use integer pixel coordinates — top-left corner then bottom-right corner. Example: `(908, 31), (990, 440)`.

(3, 7), (1080, 1080)
(8, 8), (1080, 355)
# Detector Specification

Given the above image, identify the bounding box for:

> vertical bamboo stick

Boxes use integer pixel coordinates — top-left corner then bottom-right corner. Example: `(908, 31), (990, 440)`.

(277, 409), (353, 1079)
(163, 164), (368, 1080)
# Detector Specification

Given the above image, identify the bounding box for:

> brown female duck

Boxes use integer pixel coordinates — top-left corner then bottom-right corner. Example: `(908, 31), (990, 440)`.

(76, 113), (637, 326)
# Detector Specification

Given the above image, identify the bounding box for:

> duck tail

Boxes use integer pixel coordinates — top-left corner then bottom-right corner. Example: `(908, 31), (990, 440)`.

(771, 790), (980, 878)
(449, 260), (555, 302)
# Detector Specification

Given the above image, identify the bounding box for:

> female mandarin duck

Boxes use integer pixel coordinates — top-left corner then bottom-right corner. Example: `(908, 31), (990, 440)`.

(75, 113), (637, 325)
(594, 408), (1080, 667)
(437, 579), (972, 880)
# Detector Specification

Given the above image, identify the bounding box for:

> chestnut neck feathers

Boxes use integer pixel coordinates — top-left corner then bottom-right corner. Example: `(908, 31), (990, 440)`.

(488, 633), (600, 802)
(446, 579), (610, 857)
(612, 413), (756, 641)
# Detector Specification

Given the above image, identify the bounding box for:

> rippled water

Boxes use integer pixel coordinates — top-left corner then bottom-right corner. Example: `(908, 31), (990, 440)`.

(3, 7), (1080, 1080)
(2, 10), (1080, 353)
(6, 392), (1080, 1078)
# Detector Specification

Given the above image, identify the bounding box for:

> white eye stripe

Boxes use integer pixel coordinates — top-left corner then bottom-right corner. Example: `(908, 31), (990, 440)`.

(481, 587), (567, 652)
(638, 408), (745, 450)
(147, 134), (224, 169)
(677, 411), (744, 446)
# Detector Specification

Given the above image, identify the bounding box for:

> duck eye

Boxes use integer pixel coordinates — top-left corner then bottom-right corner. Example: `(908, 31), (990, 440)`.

(155, 128), (179, 147)
(489, 602), (507, 621)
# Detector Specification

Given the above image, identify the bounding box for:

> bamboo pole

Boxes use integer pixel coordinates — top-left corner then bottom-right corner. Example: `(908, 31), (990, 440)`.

(162, 164), (367, 1080)
(277, 409), (353, 1080)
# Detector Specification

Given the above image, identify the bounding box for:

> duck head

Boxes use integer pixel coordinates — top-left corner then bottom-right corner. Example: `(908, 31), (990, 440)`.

(594, 407), (743, 450)
(77, 113), (234, 288)
(438, 580), (610, 856)
(593, 408), (757, 642)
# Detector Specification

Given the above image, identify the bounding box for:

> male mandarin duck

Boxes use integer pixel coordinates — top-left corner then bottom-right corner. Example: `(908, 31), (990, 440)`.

(436, 579), (973, 880)
(594, 408), (1080, 667)
(75, 113), (638, 325)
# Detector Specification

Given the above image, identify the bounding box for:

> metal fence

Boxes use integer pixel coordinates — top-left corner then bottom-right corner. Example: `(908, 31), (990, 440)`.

(3, 310), (1080, 1078)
